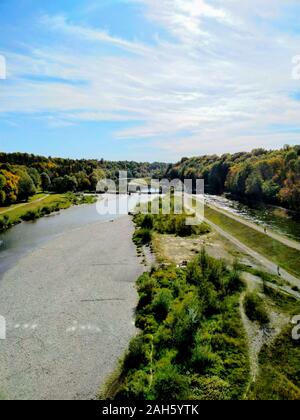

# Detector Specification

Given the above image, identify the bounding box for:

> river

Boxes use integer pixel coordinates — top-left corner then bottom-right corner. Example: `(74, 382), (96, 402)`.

(0, 193), (156, 279)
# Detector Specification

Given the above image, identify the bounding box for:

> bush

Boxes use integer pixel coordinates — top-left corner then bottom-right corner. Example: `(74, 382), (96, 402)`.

(21, 209), (40, 221)
(191, 376), (231, 400)
(151, 365), (190, 400)
(0, 215), (11, 231)
(244, 292), (269, 325)
(140, 214), (154, 230)
(133, 228), (152, 247)
(116, 370), (149, 400)
(123, 334), (149, 372)
(191, 344), (219, 373)
(40, 206), (52, 216)
(152, 289), (173, 322)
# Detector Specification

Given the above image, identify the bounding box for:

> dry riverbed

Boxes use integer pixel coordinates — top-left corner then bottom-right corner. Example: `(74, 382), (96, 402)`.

(0, 216), (144, 400)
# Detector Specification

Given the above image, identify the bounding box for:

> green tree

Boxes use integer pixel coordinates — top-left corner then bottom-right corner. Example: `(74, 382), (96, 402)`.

(28, 168), (41, 189)
(52, 175), (78, 193)
(18, 173), (36, 200)
(245, 171), (263, 198)
(41, 172), (51, 191)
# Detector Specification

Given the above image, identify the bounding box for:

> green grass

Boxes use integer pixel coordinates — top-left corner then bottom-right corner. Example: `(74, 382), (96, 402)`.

(247, 284), (300, 400)
(204, 205), (300, 279)
(0, 194), (69, 224)
(248, 326), (300, 400)
(238, 264), (285, 287)
(0, 192), (47, 213)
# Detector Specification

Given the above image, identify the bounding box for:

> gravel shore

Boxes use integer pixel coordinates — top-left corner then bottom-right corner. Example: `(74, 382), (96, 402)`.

(0, 216), (143, 400)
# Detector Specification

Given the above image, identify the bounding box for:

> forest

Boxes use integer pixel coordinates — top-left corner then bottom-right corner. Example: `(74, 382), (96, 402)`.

(166, 145), (300, 211)
(1, 145), (300, 211)
(0, 152), (168, 205)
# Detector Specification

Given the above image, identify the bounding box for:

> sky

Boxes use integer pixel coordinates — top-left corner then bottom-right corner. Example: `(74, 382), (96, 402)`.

(0, 0), (300, 162)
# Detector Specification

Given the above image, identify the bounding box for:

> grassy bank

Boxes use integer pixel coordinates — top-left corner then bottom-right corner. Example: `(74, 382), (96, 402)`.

(204, 205), (300, 278)
(0, 193), (96, 232)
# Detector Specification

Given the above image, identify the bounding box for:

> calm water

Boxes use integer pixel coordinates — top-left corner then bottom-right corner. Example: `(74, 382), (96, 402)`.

(0, 194), (155, 278)
(205, 194), (300, 243)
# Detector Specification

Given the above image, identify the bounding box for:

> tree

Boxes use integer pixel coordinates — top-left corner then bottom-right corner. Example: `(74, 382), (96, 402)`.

(262, 180), (280, 202)
(208, 162), (229, 194)
(0, 174), (6, 204)
(75, 171), (91, 191)
(41, 172), (51, 191)
(0, 170), (19, 203)
(28, 168), (41, 189)
(245, 171), (263, 198)
(18, 173), (36, 201)
(52, 175), (78, 193)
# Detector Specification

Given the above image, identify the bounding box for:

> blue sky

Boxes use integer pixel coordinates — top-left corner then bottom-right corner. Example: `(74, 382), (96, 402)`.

(0, 0), (300, 162)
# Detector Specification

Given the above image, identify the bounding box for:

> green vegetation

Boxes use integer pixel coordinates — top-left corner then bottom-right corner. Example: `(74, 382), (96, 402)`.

(167, 145), (300, 211)
(0, 152), (168, 207)
(248, 326), (300, 400)
(133, 198), (211, 248)
(204, 205), (300, 278)
(238, 264), (285, 287)
(104, 250), (249, 400)
(0, 193), (96, 232)
(246, 284), (300, 400)
(244, 292), (269, 325)
(262, 284), (300, 315)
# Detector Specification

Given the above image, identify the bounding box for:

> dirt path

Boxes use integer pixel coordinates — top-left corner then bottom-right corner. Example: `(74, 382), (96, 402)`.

(0, 216), (143, 400)
(0, 195), (49, 216)
(185, 197), (300, 287)
(206, 202), (300, 251)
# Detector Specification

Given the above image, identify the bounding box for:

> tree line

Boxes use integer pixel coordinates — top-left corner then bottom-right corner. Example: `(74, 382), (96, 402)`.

(2, 146), (300, 210)
(166, 145), (300, 211)
(0, 152), (168, 205)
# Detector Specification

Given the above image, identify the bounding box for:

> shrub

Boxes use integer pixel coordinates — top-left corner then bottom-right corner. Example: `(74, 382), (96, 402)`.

(0, 215), (11, 231)
(244, 292), (269, 325)
(140, 214), (154, 230)
(123, 334), (150, 372)
(21, 209), (40, 221)
(151, 365), (190, 400)
(116, 370), (149, 400)
(191, 344), (219, 373)
(133, 228), (152, 247)
(191, 376), (231, 400)
(152, 289), (173, 322)
(40, 206), (52, 216)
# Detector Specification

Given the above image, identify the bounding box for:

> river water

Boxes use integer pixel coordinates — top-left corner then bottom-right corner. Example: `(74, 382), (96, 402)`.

(205, 194), (300, 243)
(0, 193), (156, 278)
(1, 192), (299, 280)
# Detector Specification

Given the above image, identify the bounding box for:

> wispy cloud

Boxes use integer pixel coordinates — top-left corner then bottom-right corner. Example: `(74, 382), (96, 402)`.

(1, 0), (300, 159)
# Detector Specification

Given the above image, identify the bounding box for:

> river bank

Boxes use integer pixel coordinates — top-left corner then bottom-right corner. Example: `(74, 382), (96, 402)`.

(0, 215), (144, 400)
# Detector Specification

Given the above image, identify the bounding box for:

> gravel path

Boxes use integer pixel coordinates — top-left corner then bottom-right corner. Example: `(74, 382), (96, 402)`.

(0, 216), (143, 400)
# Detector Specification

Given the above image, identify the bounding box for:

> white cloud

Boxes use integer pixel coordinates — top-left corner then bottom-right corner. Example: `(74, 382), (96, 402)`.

(1, 0), (300, 159)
